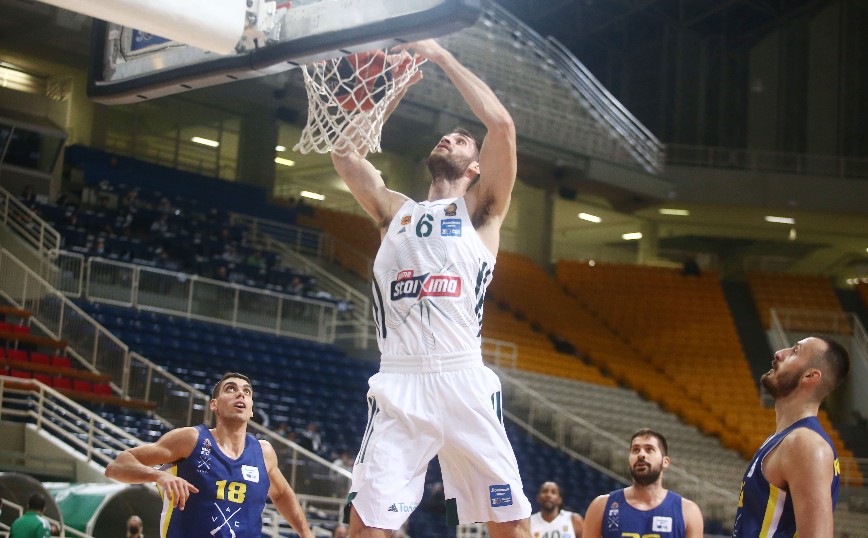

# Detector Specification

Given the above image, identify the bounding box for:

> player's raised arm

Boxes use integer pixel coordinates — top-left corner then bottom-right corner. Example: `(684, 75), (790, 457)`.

(105, 426), (200, 509)
(406, 39), (516, 248)
(330, 54), (421, 230)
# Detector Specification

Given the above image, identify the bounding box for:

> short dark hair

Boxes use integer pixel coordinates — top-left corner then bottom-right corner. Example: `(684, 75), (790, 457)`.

(630, 428), (669, 457)
(538, 481), (562, 496)
(212, 372), (252, 400)
(27, 492), (46, 511)
(812, 335), (850, 395)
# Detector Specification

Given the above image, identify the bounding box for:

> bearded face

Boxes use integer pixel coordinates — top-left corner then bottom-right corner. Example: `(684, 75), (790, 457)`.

(630, 457), (664, 486)
(628, 434), (668, 487)
(427, 149), (476, 181)
(761, 365), (804, 399)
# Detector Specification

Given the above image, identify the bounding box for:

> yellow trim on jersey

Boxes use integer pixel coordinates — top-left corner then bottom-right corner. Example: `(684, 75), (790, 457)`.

(759, 483), (782, 537)
(159, 464), (178, 538)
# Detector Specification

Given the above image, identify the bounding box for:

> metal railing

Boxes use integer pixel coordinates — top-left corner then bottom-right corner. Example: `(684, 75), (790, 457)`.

(0, 495), (94, 538)
(427, 1), (665, 174)
(232, 212), (372, 347)
(491, 367), (737, 522)
(0, 185), (61, 257)
(55, 251), (338, 343)
(770, 307), (854, 335)
(0, 247), (210, 427)
(481, 338), (517, 369)
(230, 212), (327, 259)
(840, 457), (868, 488)
(0, 376), (353, 533)
(666, 144), (868, 179)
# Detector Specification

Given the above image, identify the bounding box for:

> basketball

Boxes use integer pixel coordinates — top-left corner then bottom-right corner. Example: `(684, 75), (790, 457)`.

(331, 51), (393, 112)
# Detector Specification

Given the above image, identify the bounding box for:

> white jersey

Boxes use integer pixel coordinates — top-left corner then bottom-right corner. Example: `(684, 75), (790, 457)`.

(371, 197), (495, 359)
(530, 510), (579, 538)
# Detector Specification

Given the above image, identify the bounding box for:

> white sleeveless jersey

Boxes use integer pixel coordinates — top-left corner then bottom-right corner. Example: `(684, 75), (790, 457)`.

(530, 510), (579, 538)
(371, 197), (495, 359)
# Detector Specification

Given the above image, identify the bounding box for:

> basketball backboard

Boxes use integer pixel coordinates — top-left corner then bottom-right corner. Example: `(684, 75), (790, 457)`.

(87, 0), (480, 104)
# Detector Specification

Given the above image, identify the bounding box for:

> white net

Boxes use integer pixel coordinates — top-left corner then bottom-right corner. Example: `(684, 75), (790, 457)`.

(294, 49), (424, 156)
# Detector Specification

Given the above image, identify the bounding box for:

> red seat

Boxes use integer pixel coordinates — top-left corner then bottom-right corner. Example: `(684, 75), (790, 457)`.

(7, 349), (28, 362)
(72, 379), (92, 393)
(33, 373), (52, 385)
(11, 325), (30, 334)
(93, 382), (113, 395)
(52, 356), (72, 369)
(10, 369), (31, 379)
(53, 377), (73, 390)
(0, 348), (5, 358)
(30, 353), (51, 365)
(0, 322), (12, 332)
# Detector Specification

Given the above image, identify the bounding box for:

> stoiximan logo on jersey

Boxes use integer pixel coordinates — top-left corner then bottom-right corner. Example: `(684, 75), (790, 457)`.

(489, 484), (513, 507)
(391, 270), (461, 300)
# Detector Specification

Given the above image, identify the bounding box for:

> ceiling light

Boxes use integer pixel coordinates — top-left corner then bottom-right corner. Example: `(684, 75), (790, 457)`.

(659, 208), (690, 216)
(191, 136), (219, 147)
(275, 145), (286, 152)
(0, 63), (43, 94)
(578, 212), (601, 223)
(764, 215), (795, 225)
(622, 232), (642, 240)
(274, 157), (295, 167)
(300, 190), (324, 201)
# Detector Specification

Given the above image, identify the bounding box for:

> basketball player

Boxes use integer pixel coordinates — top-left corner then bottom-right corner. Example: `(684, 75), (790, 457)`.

(330, 39), (531, 538)
(582, 429), (703, 538)
(530, 481), (584, 538)
(104, 372), (314, 538)
(732, 336), (850, 537)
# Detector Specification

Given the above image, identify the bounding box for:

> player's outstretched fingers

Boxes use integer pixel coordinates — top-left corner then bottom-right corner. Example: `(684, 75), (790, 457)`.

(178, 480), (199, 510)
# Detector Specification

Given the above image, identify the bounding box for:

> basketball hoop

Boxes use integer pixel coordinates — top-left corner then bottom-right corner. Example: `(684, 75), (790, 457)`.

(294, 49), (424, 156)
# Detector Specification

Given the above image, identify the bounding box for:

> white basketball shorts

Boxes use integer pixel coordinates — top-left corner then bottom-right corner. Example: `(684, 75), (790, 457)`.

(347, 355), (531, 529)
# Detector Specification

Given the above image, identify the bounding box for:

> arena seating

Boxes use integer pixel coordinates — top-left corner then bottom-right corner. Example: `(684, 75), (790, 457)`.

(556, 261), (856, 471)
(298, 207), (379, 281)
(747, 271), (848, 332)
(73, 302), (631, 529)
(482, 302), (616, 387)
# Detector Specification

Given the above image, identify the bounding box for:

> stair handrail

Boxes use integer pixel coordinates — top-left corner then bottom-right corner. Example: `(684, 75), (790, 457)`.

(0, 185), (61, 259)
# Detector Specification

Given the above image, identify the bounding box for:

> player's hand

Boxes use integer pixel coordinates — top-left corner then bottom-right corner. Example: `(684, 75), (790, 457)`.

(394, 39), (448, 64)
(156, 472), (199, 510)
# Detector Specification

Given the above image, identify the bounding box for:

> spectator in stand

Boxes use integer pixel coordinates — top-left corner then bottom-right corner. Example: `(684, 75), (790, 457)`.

(19, 185), (37, 209)
(9, 493), (52, 538)
(150, 214), (169, 234)
(246, 249), (267, 269)
(125, 515), (143, 538)
(332, 449), (354, 472)
(298, 422), (322, 454)
(92, 238), (109, 257)
(288, 276), (306, 295)
(332, 524), (348, 538)
(156, 197), (173, 214)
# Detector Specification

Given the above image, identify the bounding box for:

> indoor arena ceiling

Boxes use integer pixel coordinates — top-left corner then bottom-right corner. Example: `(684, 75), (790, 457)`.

(1, 0), (866, 277)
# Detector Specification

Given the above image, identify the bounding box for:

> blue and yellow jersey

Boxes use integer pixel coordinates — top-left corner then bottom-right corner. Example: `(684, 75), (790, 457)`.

(602, 489), (685, 538)
(732, 416), (839, 537)
(159, 424), (271, 538)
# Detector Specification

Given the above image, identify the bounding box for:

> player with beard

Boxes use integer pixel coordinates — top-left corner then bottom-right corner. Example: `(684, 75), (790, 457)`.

(331, 39), (531, 538)
(732, 336), (850, 538)
(582, 429), (703, 538)
(530, 481), (584, 538)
